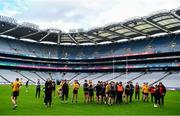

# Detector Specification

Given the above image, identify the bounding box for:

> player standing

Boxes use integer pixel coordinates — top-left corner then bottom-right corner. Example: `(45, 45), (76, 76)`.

(72, 80), (80, 103)
(11, 78), (20, 110)
(44, 78), (53, 107)
(36, 79), (41, 98)
(61, 80), (69, 104)
(83, 80), (89, 103)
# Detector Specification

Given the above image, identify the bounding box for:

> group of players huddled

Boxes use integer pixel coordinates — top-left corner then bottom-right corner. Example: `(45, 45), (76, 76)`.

(56, 79), (166, 108)
(11, 78), (166, 110)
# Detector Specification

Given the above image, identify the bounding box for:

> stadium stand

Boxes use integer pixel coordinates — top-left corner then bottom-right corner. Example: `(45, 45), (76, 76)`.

(18, 71), (45, 84)
(0, 70), (26, 83)
(0, 8), (180, 89)
(0, 34), (180, 59)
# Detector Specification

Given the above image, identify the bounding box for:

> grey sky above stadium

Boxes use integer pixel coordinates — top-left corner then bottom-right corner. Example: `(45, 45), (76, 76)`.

(0, 0), (180, 32)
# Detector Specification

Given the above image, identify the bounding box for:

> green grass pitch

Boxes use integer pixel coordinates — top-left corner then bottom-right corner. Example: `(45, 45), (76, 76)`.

(0, 84), (180, 115)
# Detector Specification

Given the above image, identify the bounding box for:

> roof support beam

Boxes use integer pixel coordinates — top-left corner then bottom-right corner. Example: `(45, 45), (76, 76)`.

(121, 24), (148, 36)
(0, 25), (19, 35)
(77, 33), (97, 44)
(143, 18), (171, 33)
(20, 31), (41, 38)
(67, 33), (79, 45)
(171, 11), (180, 20)
(57, 32), (61, 45)
(39, 32), (51, 41)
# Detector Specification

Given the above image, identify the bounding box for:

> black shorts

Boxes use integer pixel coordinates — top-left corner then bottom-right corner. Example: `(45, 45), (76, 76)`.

(73, 90), (78, 94)
(109, 91), (115, 98)
(106, 92), (109, 95)
(12, 91), (19, 97)
(84, 91), (89, 95)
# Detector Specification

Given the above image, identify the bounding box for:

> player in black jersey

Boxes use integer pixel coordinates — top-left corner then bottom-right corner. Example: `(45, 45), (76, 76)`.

(83, 80), (89, 103)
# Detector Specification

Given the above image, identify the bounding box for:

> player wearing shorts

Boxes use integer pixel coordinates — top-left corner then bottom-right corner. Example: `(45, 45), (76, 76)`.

(143, 83), (149, 102)
(108, 82), (116, 106)
(88, 81), (94, 103)
(105, 82), (110, 104)
(36, 79), (41, 98)
(129, 81), (134, 102)
(11, 78), (20, 110)
(95, 81), (102, 104)
(101, 82), (106, 104)
(57, 80), (63, 99)
(72, 80), (80, 103)
(116, 82), (124, 104)
(83, 80), (89, 103)
(44, 78), (53, 107)
(61, 80), (69, 104)
(125, 82), (130, 103)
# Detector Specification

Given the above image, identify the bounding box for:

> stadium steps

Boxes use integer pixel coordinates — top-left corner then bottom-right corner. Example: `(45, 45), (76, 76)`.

(69, 73), (81, 83)
(37, 72), (51, 80)
(70, 73), (85, 83)
(113, 72), (132, 81)
(34, 72), (46, 81)
(78, 73), (92, 81)
(44, 72), (59, 80)
(0, 74), (11, 83)
(91, 73), (107, 81)
(105, 73), (125, 82)
(149, 72), (171, 86)
(128, 72), (147, 83)
(16, 71), (35, 84)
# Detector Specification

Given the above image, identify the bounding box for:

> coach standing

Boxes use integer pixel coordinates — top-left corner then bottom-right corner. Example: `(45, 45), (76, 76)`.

(158, 82), (166, 107)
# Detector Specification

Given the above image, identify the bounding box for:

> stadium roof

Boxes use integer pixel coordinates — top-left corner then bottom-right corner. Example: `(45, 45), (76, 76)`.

(0, 8), (180, 45)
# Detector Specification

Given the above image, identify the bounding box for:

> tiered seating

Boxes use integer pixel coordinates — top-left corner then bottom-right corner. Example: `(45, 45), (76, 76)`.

(160, 72), (180, 88)
(78, 73), (102, 84)
(0, 75), (7, 84)
(0, 69), (26, 83)
(92, 73), (119, 83)
(18, 71), (45, 84)
(135, 72), (167, 86)
(114, 72), (142, 83)
(150, 36), (172, 53)
(1, 33), (180, 59)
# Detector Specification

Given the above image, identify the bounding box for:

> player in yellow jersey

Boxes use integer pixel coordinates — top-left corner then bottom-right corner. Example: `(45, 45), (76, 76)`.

(105, 82), (110, 104)
(72, 80), (80, 103)
(142, 82), (146, 101)
(143, 82), (149, 102)
(11, 78), (20, 110)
